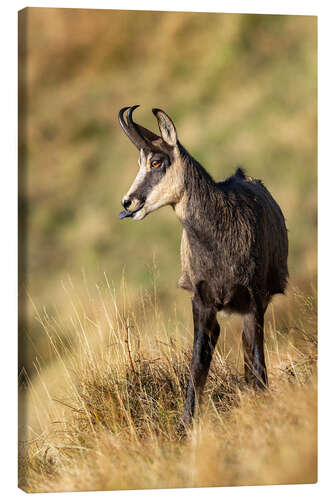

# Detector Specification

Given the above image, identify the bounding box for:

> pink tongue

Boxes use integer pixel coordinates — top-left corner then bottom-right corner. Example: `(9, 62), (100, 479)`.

(118, 210), (131, 219)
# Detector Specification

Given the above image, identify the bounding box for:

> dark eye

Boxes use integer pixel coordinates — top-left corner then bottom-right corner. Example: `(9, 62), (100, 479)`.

(151, 160), (162, 168)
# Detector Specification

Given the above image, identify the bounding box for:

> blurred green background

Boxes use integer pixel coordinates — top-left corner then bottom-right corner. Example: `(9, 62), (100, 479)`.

(19, 8), (317, 375)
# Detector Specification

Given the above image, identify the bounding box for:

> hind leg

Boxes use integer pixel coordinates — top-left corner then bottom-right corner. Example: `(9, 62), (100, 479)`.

(242, 295), (268, 389)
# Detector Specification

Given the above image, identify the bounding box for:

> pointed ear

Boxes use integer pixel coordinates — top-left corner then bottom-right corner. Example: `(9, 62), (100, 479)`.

(152, 108), (178, 146)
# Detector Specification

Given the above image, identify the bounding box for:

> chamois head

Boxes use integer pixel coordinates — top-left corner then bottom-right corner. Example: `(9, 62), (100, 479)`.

(118, 106), (184, 221)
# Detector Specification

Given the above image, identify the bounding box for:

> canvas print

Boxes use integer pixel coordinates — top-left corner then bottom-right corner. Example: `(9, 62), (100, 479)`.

(18, 8), (317, 492)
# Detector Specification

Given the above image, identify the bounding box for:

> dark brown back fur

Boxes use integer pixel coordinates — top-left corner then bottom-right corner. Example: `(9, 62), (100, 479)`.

(177, 146), (288, 312)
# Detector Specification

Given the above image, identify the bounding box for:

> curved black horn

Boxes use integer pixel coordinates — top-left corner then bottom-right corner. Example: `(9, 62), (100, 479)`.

(118, 105), (131, 135)
(126, 105), (149, 147)
(118, 105), (147, 150)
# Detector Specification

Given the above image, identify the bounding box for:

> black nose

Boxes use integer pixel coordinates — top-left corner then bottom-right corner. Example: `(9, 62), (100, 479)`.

(122, 198), (131, 209)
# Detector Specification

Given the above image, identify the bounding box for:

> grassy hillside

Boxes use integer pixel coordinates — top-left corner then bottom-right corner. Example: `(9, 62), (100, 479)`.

(19, 8), (317, 492)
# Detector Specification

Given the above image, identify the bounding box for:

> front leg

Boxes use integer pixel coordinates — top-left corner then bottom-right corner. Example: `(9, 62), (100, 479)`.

(181, 295), (220, 428)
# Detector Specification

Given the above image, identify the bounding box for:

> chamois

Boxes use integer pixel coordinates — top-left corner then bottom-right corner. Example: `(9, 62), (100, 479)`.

(118, 105), (288, 428)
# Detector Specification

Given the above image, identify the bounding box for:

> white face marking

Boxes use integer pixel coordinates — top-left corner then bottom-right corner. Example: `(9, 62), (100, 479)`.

(122, 147), (184, 221)
(141, 148), (184, 217)
(124, 149), (149, 202)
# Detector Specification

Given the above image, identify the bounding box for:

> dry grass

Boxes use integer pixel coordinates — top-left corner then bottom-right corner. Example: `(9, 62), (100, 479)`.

(18, 279), (317, 492)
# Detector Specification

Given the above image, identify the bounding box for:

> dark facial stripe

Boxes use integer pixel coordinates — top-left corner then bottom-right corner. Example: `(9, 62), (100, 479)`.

(131, 165), (167, 203)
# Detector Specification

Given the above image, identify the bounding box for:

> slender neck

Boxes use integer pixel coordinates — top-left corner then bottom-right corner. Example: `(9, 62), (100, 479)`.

(175, 146), (220, 234)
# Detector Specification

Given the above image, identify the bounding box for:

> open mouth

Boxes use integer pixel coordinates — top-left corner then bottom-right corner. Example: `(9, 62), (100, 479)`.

(118, 203), (144, 220)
